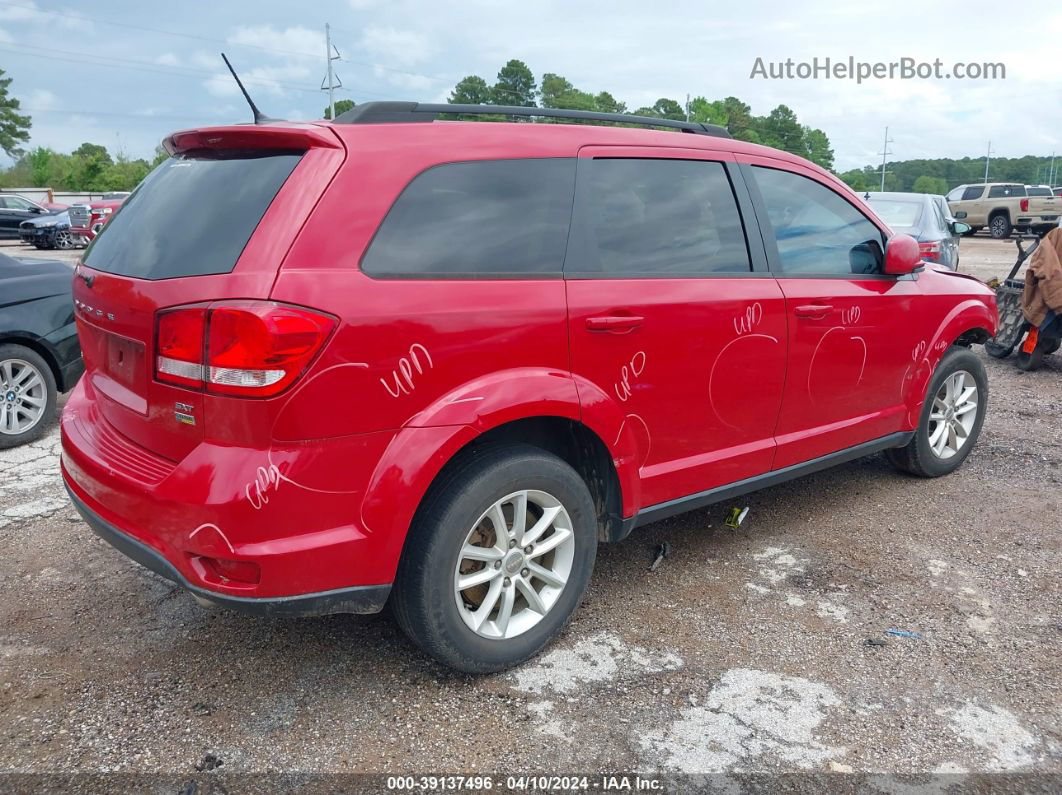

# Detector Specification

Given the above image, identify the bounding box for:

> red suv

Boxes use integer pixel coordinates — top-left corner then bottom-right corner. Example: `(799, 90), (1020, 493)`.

(62, 103), (996, 672)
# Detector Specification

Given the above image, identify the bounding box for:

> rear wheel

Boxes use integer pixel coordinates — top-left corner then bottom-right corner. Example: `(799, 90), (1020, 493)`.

(391, 444), (598, 673)
(0, 345), (57, 450)
(989, 214), (1012, 239)
(886, 347), (987, 477)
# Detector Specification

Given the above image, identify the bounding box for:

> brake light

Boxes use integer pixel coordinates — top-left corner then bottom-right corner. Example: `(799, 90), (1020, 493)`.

(155, 302), (335, 396)
(1020, 198), (1029, 212)
(917, 241), (941, 261)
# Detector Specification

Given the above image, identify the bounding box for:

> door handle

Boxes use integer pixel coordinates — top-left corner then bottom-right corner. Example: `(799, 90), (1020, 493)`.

(794, 304), (833, 319)
(585, 315), (644, 332)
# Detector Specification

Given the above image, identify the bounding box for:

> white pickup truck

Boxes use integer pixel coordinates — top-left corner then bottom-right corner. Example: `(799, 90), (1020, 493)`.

(946, 183), (1060, 238)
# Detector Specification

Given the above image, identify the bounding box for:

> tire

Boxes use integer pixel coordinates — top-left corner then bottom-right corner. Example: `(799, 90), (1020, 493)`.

(0, 344), (57, 450)
(885, 346), (987, 478)
(391, 443), (598, 673)
(960, 228), (976, 237)
(989, 214), (1012, 239)
(983, 339), (1014, 359)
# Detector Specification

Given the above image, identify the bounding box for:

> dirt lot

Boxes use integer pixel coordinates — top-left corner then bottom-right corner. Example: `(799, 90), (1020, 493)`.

(0, 237), (1059, 790)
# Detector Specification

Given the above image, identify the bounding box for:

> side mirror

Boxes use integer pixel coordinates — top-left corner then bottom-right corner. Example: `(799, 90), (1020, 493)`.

(28, 206), (42, 214)
(953, 210), (968, 219)
(884, 233), (922, 275)
(951, 222), (971, 235)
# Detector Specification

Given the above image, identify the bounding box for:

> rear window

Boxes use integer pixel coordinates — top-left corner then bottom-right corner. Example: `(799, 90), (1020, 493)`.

(1026, 187), (1052, 197)
(362, 158), (575, 278)
(84, 150), (302, 280)
(869, 199), (922, 228)
(987, 184), (1025, 199)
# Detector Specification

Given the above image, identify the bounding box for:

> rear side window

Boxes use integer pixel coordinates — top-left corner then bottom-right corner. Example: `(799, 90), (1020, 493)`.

(361, 159), (575, 277)
(565, 158), (749, 277)
(84, 150), (302, 280)
(987, 185), (1024, 198)
(961, 186), (985, 200)
(753, 166), (885, 275)
(1026, 186), (1052, 197)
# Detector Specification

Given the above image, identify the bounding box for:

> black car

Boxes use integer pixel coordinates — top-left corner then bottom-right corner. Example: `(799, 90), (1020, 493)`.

(19, 210), (81, 250)
(0, 194), (52, 238)
(0, 252), (83, 448)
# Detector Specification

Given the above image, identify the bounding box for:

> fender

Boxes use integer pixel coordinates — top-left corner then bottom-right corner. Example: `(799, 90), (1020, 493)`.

(901, 298), (996, 426)
(359, 367), (645, 580)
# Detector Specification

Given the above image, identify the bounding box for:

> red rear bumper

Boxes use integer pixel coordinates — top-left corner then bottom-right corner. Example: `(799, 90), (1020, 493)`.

(60, 377), (398, 612)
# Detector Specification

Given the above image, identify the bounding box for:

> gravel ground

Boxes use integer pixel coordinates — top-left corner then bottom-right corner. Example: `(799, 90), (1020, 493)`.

(0, 237), (1059, 790)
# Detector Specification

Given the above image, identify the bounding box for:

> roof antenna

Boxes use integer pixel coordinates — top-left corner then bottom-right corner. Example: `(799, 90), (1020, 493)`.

(221, 53), (273, 124)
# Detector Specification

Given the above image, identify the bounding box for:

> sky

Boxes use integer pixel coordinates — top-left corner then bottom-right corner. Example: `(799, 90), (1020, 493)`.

(1, 0), (1060, 173)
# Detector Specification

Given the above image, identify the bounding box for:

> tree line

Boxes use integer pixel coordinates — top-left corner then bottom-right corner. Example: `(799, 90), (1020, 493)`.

(839, 155), (1060, 194)
(444, 60), (836, 170)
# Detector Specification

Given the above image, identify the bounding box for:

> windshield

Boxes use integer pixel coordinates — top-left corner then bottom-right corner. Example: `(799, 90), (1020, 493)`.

(84, 150), (302, 280)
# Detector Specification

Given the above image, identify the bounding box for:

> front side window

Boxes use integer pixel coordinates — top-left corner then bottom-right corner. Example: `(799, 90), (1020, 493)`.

(752, 167), (885, 275)
(946, 187), (966, 202)
(565, 158), (750, 277)
(961, 186), (985, 201)
(362, 158), (575, 277)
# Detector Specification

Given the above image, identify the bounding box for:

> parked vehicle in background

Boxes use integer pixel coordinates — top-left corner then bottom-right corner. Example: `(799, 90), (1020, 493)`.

(0, 195), (59, 239)
(67, 197), (126, 243)
(18, 211), (84, 250)
(946, 183), (1060, 238)
(863, 192), (967, 269)
(1054, 187), (1062, 197)
(61, 103), (997, 673)
(1026, 185), (1054, 198)
(0, 252), (83, 448)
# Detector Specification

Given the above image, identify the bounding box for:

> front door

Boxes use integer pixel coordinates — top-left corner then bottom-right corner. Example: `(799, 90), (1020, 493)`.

(741, 160), (929, 469)
(565, 148), (788, 508)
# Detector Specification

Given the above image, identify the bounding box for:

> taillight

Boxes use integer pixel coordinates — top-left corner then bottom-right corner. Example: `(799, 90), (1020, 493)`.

(155, 302), (335, 397)
(918, 241), (941, 261)
(1019, 198), (1029, 212)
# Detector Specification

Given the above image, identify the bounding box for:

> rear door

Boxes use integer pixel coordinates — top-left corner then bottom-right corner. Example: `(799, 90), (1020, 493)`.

(72, 126), (344, 461)
(741, 159), (931, 468)
(0, 197), (31, 237)
(565, 147), (787, 508)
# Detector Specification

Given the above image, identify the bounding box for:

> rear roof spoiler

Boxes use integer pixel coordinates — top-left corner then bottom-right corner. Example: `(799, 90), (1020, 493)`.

(164, 124), (341, 155)
(332, 101), (732, 139)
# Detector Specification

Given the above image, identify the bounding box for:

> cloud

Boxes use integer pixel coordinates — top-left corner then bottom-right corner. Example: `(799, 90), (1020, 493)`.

(347, 0), (382, 8)
(228, 25), (321, 59)
(27, 89), (57, 110)
(0, 27), (11, 43)
(0, 1), (81, 29)
(154, 53), (181, 67)
(360, 26), (432, 68)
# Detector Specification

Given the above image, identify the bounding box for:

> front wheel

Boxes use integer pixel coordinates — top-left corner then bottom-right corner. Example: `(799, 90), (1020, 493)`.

(886, 346), (988, 477)
(0, 344), (57, 449)
(391, 443), (598, 673)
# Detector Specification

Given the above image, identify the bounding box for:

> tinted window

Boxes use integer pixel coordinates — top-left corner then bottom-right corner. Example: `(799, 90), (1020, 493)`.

(362, 159), (574, 277)
(84, 150), (302, 280)
(1026, 186), (1052, 197)
(961, 186), (985, 201)
(753, 167), (885, 275)
(987, 184), (1025, 198)
(566, 159), (750, 276)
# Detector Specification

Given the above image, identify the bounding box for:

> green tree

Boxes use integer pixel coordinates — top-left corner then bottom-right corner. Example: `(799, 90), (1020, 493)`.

(721, 96), (752, 139)
(449, 75), (492, 105)
(651, 98), (685, 120)
(492, 59), (537, 106)
(756, 104), (804, 155)
(73, 142), (113, 165)
(28, 147), (53, 186)
(593, 91), (627, 115)
(0, 68), (31, 158)
(912, 175), (948, 195)
(839, 169), (870, 192)
(323, 99), (355, 119)
(688, 96), (727, 126)
(803, 127), (834, 170)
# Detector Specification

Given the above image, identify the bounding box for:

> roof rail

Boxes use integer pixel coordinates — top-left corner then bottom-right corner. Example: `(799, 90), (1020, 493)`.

(332, 101), (732, 139)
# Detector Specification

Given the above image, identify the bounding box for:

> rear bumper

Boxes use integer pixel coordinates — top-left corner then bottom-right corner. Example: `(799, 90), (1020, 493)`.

(66, 483), (390, 616)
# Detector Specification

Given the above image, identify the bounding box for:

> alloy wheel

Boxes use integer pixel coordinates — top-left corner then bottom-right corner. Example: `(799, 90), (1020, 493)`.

(0, 358), (48, 436)
(927, 370), (978, 459)
(453, 489), (575, 640)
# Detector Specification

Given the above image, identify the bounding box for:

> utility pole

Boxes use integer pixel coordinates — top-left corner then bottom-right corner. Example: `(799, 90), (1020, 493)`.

(983, 141), (993, 182)
(1050, 151), (1057, 186)
(685, 93), (691, 122)
(321, 23), (342, 119)
(878, 126), (893, 191)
